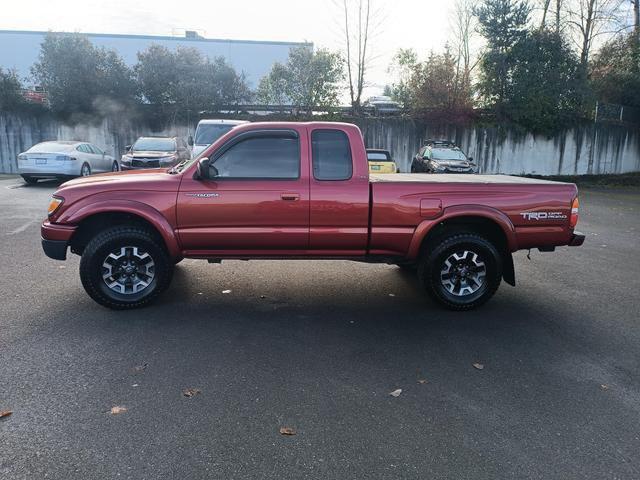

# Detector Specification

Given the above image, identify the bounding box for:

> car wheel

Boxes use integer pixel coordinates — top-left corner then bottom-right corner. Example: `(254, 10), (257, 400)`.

(418, 232), (502, 310)
(81, 163), (91, 177)
(79, 226), (174, 309)
(22, 175), (38, 185)
(111, 161), (120, 172)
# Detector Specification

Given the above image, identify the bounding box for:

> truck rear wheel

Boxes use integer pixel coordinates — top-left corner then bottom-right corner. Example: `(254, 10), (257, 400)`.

(79, 226), (173, 309)
(418, 233), (502, 310)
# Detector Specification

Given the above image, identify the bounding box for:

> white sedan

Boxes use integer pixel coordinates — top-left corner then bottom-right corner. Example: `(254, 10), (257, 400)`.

(17, 141), (118, 184)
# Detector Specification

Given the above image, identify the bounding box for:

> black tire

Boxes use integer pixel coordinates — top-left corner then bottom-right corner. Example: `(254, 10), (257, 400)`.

(22, 175), (38, 185)
(80, 163), (91, 177)
(418, 232), (502, 311)
(79, 226), (173, 309)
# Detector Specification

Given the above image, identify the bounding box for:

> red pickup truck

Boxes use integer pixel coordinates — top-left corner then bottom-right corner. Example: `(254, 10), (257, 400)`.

(42, 122), (584, 310)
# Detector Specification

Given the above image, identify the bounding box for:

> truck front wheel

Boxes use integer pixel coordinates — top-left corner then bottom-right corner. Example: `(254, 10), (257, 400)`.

(418, 233), (502, 310)
(79, 226), (173, 309)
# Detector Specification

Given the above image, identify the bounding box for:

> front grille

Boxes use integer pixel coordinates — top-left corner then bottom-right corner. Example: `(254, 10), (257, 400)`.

(132, 159), (160, 168)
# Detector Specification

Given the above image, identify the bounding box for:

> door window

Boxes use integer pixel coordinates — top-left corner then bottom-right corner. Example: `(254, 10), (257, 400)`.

(211, 133), (299, 179)
(311, 130), (352, 181)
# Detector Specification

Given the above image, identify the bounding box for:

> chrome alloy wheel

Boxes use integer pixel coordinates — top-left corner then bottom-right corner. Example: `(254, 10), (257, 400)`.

(440, 250), (486, 297)
(81, 163), (91, 176)
(102, 246), (155, 295)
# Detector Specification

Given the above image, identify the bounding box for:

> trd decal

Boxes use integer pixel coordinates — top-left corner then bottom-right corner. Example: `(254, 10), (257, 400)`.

(520, 211), (567, 220)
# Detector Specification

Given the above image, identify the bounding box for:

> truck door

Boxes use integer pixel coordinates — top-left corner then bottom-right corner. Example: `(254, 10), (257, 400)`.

(309, 127), (370, 254)
(177, 128), (310, 252)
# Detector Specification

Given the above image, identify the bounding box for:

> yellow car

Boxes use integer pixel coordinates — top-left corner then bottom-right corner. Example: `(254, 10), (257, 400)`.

(367, 149), (399, 173)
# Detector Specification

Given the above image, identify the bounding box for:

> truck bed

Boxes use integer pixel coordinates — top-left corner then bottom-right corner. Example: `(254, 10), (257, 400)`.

(370, 173), (568, 185)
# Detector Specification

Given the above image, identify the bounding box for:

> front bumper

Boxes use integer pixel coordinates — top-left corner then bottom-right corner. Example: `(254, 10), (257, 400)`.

(42, 238), (68, 260)
(569, 231), (585, 246)
(41, 221), (76, 260)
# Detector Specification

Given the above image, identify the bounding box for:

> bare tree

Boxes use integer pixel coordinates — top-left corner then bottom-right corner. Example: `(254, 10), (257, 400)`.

(540, 0), (553, 28)
(556, 0), (564, 32)
(341, 0), (377, 112)
(450, 0), (478, 109)
(564, 0), (627, 72)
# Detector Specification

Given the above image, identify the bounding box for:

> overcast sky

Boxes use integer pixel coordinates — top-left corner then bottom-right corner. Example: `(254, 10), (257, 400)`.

(0, 0), (456, 95)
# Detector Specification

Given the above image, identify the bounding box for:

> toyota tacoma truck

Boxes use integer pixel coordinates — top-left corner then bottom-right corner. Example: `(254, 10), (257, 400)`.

(41, 122), (584, 310)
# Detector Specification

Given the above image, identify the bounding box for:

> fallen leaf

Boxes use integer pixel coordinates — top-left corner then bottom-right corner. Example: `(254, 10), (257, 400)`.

(389, 389), (402, 397)
(600, 384), (609, 390)
(132, 362), (148, 373)
(110, 406), (127, 415)
(197, 292), (203, 295)
(388, 293), (396, 297)
(132, 384), (139, 388)
(222, 290), (231, 294)
(417, 379), (428, 384)
(183, 388), (201, 398)
(260, 295), (266, 299)
(58, 265), (66, 269)
(473, 363), (484, 370)
(279, 426), (296, 435)
(0, 410), (12, 418)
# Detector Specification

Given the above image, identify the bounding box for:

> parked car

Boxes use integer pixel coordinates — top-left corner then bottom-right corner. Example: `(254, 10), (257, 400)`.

(120, 136), (190, 170)
(42, 122), (584, 312)
(190, 119), (249, 158)
(17, 141), (117, 184)
(411, 140), (477, 173)
(367, 149), (399, 173)
(363, 96), (402, 116)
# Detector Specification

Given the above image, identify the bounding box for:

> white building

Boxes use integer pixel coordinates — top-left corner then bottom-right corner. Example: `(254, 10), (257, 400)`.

(0, 29), (311, 88)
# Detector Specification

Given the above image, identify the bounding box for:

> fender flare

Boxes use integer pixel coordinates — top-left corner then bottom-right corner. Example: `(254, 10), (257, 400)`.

(60, 199), (181, 259)
(406, 204), (517, 260)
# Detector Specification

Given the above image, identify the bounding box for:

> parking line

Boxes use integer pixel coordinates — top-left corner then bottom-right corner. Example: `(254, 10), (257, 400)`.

(7, 220), (36, 235)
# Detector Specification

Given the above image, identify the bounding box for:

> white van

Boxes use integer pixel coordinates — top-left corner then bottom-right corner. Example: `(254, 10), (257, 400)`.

(190, 119), (249, 158)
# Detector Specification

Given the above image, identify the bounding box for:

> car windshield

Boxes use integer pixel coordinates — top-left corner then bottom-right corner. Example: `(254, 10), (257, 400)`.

(133, 138), (175, 152)
(195, 124), (234, 145)
(431, 148), (467, 162)
(28, 142), (72, 153)
(367, 152), (391, 161)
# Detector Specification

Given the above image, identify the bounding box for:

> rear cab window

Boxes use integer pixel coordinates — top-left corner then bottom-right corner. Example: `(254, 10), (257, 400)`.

(311, 129), (352, 181)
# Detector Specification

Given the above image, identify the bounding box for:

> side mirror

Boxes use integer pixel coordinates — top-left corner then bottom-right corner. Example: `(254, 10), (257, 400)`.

(188, 135), (194, 147)
(196, 157), (219, 180)
(468, 156), (474, 162)
(124, 144), (132, 152)
(197, 157), (210, 179)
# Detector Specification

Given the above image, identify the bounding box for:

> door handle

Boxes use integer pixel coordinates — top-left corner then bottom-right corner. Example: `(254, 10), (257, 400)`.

(280, 193), (300, 201)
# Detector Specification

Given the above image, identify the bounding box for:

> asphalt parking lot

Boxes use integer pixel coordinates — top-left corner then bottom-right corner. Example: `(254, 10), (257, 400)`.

(1, 175), (639, 480)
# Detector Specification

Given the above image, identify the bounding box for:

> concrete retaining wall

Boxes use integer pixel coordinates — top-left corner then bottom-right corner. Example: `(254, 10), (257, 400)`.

(1, 113), (638, 175)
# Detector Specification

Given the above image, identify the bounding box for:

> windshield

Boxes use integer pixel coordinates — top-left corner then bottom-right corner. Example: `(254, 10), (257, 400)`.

(431, 148), (467, 162)
(195, 124), (234, 145)
(28, 142), (73, 153)
(367, 152), (391, 161)
(133, 138), (176, 152)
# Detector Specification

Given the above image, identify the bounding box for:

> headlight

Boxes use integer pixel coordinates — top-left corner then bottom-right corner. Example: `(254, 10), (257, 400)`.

(47, 196), (63, 216)
(18, 153), (27, 161)
(121, 155), (132, 164)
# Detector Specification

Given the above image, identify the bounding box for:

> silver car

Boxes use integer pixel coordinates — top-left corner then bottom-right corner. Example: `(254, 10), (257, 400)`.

(17, 141), (117, 184)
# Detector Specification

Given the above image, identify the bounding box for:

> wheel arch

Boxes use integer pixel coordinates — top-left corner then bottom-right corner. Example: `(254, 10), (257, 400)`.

(407, 206), (517, 286)
(64, 201), (181, 260)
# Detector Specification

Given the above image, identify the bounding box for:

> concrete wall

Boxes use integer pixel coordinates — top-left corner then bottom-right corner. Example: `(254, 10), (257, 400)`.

(1, 113), (639, 175)
(357, 118), (640, 175)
